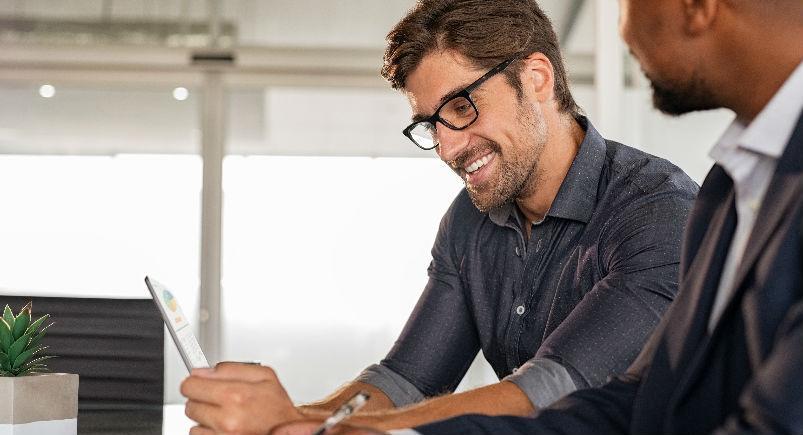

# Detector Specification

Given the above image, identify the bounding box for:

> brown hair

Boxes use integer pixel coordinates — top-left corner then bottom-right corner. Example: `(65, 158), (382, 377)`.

(382, 0), (580, 116)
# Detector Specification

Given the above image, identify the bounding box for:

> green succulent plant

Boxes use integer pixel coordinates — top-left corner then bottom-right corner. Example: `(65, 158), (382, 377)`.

(0, 302), (54, 377)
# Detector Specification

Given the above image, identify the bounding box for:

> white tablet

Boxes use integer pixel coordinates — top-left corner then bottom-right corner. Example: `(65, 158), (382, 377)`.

(145, 276), (210, 371)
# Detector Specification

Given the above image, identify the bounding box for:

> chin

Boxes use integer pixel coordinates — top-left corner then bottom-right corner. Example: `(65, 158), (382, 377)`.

(467, 188), (499, 213)
(647, 71), (721, 115)
(467, 183), (513, 213)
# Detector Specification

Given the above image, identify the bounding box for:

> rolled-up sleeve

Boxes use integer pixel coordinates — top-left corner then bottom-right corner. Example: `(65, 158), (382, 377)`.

(503, 357), (576, 409)
(356, 364), (424, 407)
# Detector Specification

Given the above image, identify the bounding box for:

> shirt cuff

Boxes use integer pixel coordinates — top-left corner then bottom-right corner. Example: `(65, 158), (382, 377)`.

(355, 364), (425, 408)
(503, 357), (577, 409)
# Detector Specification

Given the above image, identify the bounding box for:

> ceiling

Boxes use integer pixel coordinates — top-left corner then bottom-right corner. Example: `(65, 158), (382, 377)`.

(0, 0), (590, 51)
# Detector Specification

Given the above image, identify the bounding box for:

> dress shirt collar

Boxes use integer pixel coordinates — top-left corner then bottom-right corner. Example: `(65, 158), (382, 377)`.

(489, 116), (606, 226)
(710, 60), (803, 162)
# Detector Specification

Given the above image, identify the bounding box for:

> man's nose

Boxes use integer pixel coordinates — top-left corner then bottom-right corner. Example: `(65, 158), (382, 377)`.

(434, 123), (470, 164)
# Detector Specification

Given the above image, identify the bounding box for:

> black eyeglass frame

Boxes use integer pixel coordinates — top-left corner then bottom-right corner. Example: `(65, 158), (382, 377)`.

(402, 58), (516, 150)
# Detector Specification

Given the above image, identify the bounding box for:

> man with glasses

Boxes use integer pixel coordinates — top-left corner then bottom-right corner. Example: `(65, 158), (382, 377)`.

(180, 1), (698, 433)
(271, 0), (803, 434)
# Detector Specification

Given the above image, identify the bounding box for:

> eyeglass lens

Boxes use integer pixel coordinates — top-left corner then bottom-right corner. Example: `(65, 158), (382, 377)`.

(410, 96), (477, 149)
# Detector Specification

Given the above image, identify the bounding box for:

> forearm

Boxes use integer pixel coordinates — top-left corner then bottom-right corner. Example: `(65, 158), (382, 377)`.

(299, 381), (395, 414)
(346, 381), (534, 431)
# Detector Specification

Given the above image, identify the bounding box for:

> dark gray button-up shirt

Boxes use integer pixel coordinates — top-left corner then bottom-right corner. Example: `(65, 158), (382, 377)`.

(358, 118), (699, 409)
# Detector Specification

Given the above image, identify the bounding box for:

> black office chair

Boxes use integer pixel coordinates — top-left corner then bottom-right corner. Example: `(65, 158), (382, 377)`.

(0, 296), (165, 434)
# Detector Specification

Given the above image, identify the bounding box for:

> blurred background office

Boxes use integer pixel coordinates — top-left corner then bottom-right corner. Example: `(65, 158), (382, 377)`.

(0, 0), (732, 404)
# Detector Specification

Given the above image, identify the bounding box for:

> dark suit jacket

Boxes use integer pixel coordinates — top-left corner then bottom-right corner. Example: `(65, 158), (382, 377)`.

(415, 115), (803, 435)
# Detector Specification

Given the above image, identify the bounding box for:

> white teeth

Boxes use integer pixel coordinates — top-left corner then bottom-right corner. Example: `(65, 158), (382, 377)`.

(465, 153), (492, 174)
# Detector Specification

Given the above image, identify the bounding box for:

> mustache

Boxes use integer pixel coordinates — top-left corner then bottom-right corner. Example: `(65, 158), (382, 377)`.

(447, 141), (501, 171)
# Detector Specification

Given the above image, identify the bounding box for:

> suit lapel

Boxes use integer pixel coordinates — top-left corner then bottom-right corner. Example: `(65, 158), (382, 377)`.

(664, 170), (737, 369)
(661, 174), (736, 408)
(670, 114), (803, 408)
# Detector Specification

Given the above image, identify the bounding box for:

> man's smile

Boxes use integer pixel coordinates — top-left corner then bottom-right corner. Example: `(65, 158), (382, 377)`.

(465, 151), (497, 186)
(465, 151), (494, 174)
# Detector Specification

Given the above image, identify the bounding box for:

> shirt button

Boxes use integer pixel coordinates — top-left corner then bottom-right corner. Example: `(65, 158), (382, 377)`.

(514, 246), (521, 257)
(512, 367), (519, 374)
(515, 305), (525, 315)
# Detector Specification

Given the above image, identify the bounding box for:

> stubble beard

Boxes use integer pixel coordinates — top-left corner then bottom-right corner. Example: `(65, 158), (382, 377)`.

(466, 104), (547, 213)
(647, 68), (721, 115)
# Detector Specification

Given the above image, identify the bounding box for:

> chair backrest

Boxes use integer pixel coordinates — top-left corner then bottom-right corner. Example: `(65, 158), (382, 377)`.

(0, 296), (164, 409)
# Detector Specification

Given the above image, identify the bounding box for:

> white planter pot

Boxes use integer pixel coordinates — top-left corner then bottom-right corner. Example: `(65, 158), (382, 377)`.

(0, 373), (78, 435)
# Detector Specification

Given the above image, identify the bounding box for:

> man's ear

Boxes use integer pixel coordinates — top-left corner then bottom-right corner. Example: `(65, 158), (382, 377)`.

(682, 0), (720, 35)
(520, 52), (555, 104)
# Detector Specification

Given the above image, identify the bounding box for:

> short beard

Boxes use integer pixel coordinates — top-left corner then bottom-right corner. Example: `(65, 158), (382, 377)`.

(466, 104), (547, 213)
(648, 69), (721, 115)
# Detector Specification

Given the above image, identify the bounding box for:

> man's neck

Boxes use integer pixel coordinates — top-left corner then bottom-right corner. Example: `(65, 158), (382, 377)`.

(515, 114), (585, 225)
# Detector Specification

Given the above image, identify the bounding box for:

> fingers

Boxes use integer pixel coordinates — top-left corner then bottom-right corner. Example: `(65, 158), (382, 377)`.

(191, 362), (278, 382)
(185, 400), (224, 429)
(181, 376), (256, 404)
(186, 399), (262, 434)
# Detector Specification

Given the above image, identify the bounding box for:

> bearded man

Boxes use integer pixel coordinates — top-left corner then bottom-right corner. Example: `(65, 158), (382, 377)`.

(179, 1), (698, 433)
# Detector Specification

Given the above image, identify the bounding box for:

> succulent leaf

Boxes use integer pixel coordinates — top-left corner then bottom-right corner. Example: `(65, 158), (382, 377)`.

(27, 322), (53, 349)
(19, 356), (53, 375)
(27, 365), (48, 370)
(0, 319), (11, 350)
(6, 332), (32, 365)
(25, 314), (49, 336)
(0, 351), (7, 367)
(12, 345), (45, 371)
(11, 309), (30, 341)
(23, 355), (54, 368)
(2, 306), (13, 330)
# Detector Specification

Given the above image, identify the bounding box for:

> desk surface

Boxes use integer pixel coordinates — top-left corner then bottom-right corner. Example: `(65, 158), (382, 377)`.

(79, 404), (193, 435)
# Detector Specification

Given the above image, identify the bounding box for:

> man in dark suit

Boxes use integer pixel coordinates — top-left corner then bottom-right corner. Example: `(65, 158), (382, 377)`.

(272, 0), (803, 433)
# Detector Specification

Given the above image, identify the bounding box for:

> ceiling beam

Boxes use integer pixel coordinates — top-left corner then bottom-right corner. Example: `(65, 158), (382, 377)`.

(0, 42), (595, 87)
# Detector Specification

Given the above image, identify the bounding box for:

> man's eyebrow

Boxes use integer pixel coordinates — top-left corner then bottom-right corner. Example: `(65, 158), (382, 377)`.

(410, 84), (469, 123)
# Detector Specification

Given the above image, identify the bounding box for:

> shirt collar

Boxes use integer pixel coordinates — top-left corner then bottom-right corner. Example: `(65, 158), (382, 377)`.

(710, 60), (803, 162)
(489, 116), (606, 226)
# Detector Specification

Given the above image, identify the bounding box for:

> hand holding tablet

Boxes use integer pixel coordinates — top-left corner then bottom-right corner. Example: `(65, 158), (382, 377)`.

(145, 276), (210, 371)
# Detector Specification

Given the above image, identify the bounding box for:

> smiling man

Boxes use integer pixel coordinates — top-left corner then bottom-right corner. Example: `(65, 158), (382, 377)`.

(180, 1), (699, 433)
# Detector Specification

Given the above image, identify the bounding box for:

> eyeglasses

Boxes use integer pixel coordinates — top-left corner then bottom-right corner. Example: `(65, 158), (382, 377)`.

(402, 58), (515, 150)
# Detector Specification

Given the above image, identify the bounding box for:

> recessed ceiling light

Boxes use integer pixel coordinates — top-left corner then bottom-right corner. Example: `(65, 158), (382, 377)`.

(173, 87), (189, 101)
(39, 84), (56, 98)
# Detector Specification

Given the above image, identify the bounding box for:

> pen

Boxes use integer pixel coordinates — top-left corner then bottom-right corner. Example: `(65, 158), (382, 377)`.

(312, 391), (370, 435)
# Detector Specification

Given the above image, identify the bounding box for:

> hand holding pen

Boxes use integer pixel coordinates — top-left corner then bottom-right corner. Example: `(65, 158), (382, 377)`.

(311, 391), (371, 435)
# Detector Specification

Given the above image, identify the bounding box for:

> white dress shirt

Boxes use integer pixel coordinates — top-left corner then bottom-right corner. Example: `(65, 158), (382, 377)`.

(707, 60), (803, 331)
